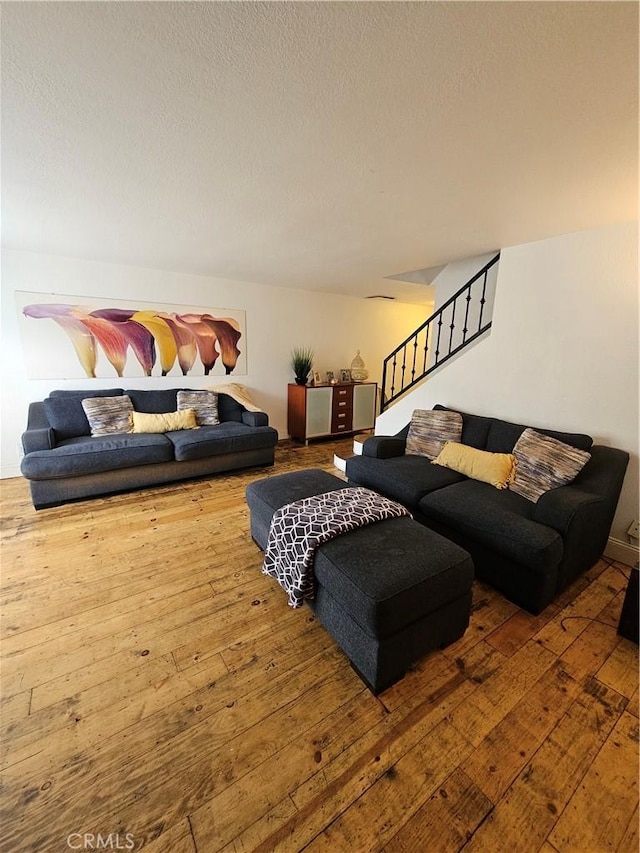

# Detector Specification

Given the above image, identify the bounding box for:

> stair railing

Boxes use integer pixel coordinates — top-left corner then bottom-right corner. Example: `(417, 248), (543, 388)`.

(380, 253), (500, 411)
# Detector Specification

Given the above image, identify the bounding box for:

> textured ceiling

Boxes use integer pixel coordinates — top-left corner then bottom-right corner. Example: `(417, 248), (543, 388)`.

(2, 2), (638, 303)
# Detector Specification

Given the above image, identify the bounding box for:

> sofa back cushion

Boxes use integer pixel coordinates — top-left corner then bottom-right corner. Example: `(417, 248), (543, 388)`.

(217, 393), (244, 423)
(130, 389), (243, 422)
(485, 418), (593, 454)
(126, 389), (178, 413)
(433, 404), (493, 449)
(44, 389), (124, 440)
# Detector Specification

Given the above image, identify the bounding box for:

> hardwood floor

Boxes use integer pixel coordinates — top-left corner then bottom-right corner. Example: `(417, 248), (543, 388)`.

(1, 438), (638, 853)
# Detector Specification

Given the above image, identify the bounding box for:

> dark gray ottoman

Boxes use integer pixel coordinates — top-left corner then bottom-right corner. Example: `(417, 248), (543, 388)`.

(246, 469), (474, 693)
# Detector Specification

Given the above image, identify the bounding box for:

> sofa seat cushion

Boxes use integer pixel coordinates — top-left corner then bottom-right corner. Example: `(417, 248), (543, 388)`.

(21, 434), (173, 480)
(167, 422), (278, 461)
(418, 480), (563, 574)
(346, 454), (465, 508)
(313, 516), (473, 640)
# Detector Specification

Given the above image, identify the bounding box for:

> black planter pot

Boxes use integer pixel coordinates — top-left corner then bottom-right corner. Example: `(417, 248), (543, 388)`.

(294, 377), (308, 385)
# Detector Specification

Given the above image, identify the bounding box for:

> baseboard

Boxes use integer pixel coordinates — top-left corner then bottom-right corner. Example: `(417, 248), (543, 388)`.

(0, 465), (22, 480)
(605, 536), (639, 568)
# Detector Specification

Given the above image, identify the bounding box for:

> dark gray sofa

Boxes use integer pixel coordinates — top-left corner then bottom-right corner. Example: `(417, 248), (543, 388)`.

(345, 404), (629, 614)
(21, 388), (278, 509)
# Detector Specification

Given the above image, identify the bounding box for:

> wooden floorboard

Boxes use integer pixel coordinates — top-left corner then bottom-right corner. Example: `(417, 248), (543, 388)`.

(1, 438), (638, 852)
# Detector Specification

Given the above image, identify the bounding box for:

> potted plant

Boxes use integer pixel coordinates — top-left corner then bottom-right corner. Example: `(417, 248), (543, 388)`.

(290, 347), (314, 385)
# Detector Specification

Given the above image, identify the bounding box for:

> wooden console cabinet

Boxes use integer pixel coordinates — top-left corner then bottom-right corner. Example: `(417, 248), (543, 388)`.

(287, 382), (377, 442)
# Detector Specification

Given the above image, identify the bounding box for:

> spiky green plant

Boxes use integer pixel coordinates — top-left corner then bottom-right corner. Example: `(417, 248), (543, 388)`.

(290, 347), (314, 383)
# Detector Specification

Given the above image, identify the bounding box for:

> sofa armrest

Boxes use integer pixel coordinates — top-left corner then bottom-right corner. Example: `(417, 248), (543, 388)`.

(22, 402), (55, 453)
(22, 427), (55, 454)
(362, 435), (406, 459)
(533, 486), (604, 537)
(242, 411), (269, 427)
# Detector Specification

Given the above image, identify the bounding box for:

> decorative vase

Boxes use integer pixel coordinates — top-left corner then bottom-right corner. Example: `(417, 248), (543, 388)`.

(295, 377), (307, 385)
(350, 349), (369, 381)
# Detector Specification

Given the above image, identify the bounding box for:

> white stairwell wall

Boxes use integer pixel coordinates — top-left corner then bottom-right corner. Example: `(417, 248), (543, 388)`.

(375, 222), (639, 562)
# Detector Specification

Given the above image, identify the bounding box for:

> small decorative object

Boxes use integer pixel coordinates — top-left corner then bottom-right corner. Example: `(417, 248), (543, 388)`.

(312, 369), (322, 385)
(350, 349), (369, 381)
(326, 371), (335, 384)
(290, 347), (314, 385)
(340, 369), (351, 382)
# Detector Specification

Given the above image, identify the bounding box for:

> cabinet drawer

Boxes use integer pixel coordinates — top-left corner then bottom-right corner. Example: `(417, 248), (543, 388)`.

(332, 397), (353, 417)
(334, 386), (352, 400)
(331, 409), (353, 433)
(332, 385), (353, 418)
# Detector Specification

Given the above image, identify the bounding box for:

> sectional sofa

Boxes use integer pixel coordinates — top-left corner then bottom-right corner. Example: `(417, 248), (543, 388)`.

(21, 388), (278, 509)
(346, 404), (629, 614)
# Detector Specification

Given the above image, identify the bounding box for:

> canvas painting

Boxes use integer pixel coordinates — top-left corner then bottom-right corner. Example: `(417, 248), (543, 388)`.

(16, 292), (247, 379)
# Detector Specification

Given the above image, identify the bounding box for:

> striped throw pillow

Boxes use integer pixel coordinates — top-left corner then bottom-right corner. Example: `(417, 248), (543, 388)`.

(81, 395), (133, 436)
(177, 390), (220, 426)
(511, 428), (591, 502)
(405, 409), (463, 460)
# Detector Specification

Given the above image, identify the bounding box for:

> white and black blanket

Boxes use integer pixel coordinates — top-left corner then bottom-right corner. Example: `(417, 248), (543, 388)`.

(262, 487), (411, 608)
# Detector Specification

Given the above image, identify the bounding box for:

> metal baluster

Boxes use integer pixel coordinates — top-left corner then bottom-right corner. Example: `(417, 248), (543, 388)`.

(391, 353), (397, 400)
(381, 358), (388, 410)
(422, 322), (430, 373)
(448, 298), (457, 355)
(478, 270), (488, 331)
(411, 335), (418, 382)
(435, 312), (443, 364)
(462, 284), (471, 343)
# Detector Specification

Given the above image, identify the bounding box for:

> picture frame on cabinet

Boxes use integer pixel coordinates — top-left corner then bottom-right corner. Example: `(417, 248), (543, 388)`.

(340, 369), (351, 382)
(312, 370), (322, 385)
(326, 371), (335, 383)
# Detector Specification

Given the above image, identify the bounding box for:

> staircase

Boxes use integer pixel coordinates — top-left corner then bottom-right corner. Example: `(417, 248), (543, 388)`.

(380, 253), (500, 411)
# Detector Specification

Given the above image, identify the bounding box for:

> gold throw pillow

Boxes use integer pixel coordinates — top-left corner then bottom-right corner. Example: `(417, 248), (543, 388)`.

(131, 409), (199, 434)
(433, 441), (516, 490)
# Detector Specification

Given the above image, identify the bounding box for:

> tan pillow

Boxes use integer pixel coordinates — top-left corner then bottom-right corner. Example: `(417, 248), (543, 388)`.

(405, 409), (463, 459)
(131, 409), (198, 434)
(511, 428), (591, 502)
(433, 441), (516, 490)
(82, 395), (133, 436)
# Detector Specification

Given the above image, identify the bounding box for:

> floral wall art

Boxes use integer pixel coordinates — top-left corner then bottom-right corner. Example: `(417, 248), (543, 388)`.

(16, 292), (247, 379)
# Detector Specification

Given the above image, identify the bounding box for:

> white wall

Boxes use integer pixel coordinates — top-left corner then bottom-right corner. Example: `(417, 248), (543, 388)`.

(1, 249), (426, 478)
(377, 222), (639, 543)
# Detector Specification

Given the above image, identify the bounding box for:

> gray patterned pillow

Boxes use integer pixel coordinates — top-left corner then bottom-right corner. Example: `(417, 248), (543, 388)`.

(405, 409), (463, 459)
(511, 428), (591, 502)
(81, 395), (133, 436)
(177, 390), (219, 426)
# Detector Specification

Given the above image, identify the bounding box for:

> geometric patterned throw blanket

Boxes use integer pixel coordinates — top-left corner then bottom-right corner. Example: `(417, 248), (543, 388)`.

(262, 487), (411, 608)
